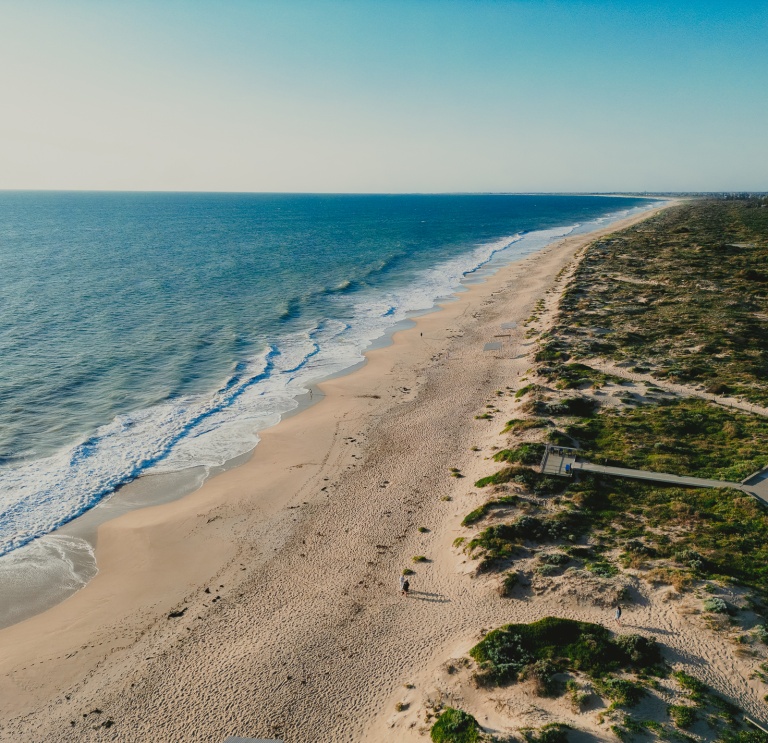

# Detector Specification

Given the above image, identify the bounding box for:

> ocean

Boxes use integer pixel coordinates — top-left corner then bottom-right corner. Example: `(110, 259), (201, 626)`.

(0, 192), (652, 619)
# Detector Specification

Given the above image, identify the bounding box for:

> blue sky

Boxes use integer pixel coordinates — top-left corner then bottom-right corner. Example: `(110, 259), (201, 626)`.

(1, 0), (766, 192)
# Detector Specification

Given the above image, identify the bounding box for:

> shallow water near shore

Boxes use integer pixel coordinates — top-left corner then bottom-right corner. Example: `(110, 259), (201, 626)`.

(0, 193), (657, 627)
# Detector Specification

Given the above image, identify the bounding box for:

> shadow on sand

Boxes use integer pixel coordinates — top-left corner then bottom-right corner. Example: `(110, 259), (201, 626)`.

(408, 591), (450, 604)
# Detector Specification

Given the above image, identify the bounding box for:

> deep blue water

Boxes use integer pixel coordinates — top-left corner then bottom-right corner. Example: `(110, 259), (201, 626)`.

(0, 192), (651, 556)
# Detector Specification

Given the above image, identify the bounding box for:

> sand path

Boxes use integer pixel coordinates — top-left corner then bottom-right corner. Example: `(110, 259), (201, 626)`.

(587, 360), (768, 418)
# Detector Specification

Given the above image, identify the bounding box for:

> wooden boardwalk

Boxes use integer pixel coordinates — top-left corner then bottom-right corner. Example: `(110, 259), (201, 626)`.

(540, 446), (768, 506)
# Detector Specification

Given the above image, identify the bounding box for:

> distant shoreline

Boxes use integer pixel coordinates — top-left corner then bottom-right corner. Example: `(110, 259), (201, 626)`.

(0, 198), (660, 629)
(0, 202), (672, 740)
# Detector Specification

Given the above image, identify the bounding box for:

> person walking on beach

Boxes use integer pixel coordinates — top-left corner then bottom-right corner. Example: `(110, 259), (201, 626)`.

(399, 573), (410, 596)
(614, 605), (622, 626)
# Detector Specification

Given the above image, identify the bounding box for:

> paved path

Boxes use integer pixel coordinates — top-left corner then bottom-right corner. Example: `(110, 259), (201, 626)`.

(540, 448), (768, 506)
(578, 461), (751, 492)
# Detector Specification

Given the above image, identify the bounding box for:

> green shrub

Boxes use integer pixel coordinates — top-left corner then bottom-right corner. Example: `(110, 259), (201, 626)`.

(475, 465), (566, 496)
(704, 597), (730, 614)
(535, 342), (570, 363)
(613, 634), (660, 667)
(673, 670), (708, 702)
(536, 563), (561, 577)
(585, 560), (619, 578)
(468, 512), (586, 569)
(539, 397), (598, 418)
(461, 495), (519, 527)
(539, 552), (571, 566)
(522, 723), (571, 743)
(515, 383), (539, 399)
(430, 707), (481, 743)
(503, 418), (550, 433)
(548, 430), (575, 447)
(565, 546), (595, 559)
(544, 363), (620, 390)
(718, 730), (768, 743)
(494, 443), (546, 466)
(566, 680), (590, 712)
(524, 659), (563, 697)
(499, 572), (519, 597)
(668, 704), (697, 728)
(595, 677), (645, 707)
(470, 617), (660, 686)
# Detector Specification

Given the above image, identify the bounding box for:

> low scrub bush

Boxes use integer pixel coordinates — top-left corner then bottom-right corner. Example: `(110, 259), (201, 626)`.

(503, 418), (551, 433)
(470, 616), (660, 686)
(543, 363), (621, 390)
(523, 724), (571, 743)
(468, 512), (587, 568)
(719, 732), (768, 743)
(539, 552), (571, 566)
(430, 707), (481, 743)
(673, 670), (709, 702)
(585, 560), (619, 578)
(499, 571), (519, 597)
(536, 563), (561, 577)
(595, 677), (645, 707)
(703, 597), (731, 614)
(523, 659), (562, 697)
(515, 383), (541, 399)
(461, 495), (519, 527)
(668, 704), (697, 728)
(494, 443), (546, 466)
(566, 680), (590, 712)
(475, 466), (566, 496)
(543, 397), (598, 417)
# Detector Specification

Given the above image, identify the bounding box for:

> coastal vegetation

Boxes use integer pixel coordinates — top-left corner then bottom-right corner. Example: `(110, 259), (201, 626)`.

(541, 199), (768, 405)
(470, 616), (661, 687)
(466, 619), (765, 742)
(430, 706), (482, 743)
(467, 378), (768, 599)
(520, 723), (571, 743)
(564, 398), (768, 482)
(464, 200), (768, 602)
(449, 199), (768, 739)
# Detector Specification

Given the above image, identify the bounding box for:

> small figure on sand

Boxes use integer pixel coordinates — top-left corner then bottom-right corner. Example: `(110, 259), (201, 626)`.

(615, 604), (622, 625)
(399, 573), (410, 596)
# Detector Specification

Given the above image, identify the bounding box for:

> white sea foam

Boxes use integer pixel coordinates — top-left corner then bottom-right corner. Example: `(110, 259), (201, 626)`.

(0, 202), (659, 560)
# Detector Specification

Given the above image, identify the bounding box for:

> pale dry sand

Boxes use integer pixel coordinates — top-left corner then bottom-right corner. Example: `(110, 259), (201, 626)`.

(8, 203), (758, 743)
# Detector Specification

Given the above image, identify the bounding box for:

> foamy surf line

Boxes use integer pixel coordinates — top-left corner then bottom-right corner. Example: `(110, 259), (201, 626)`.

(0, 202), (659, 561)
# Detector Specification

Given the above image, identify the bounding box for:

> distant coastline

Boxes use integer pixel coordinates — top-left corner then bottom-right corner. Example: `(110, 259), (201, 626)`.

(0, 202), (672, 742)
(0, 194), (659, 630)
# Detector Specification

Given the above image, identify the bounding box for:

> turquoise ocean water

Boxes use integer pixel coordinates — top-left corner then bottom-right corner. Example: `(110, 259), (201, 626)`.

(0, 193), (652, 564)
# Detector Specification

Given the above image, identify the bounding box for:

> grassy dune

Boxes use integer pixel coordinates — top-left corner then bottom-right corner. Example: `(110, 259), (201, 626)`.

(455, 199), (768, 742)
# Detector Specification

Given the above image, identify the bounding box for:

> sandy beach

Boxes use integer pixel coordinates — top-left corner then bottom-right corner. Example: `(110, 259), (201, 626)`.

(4, 203), (734, 742)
